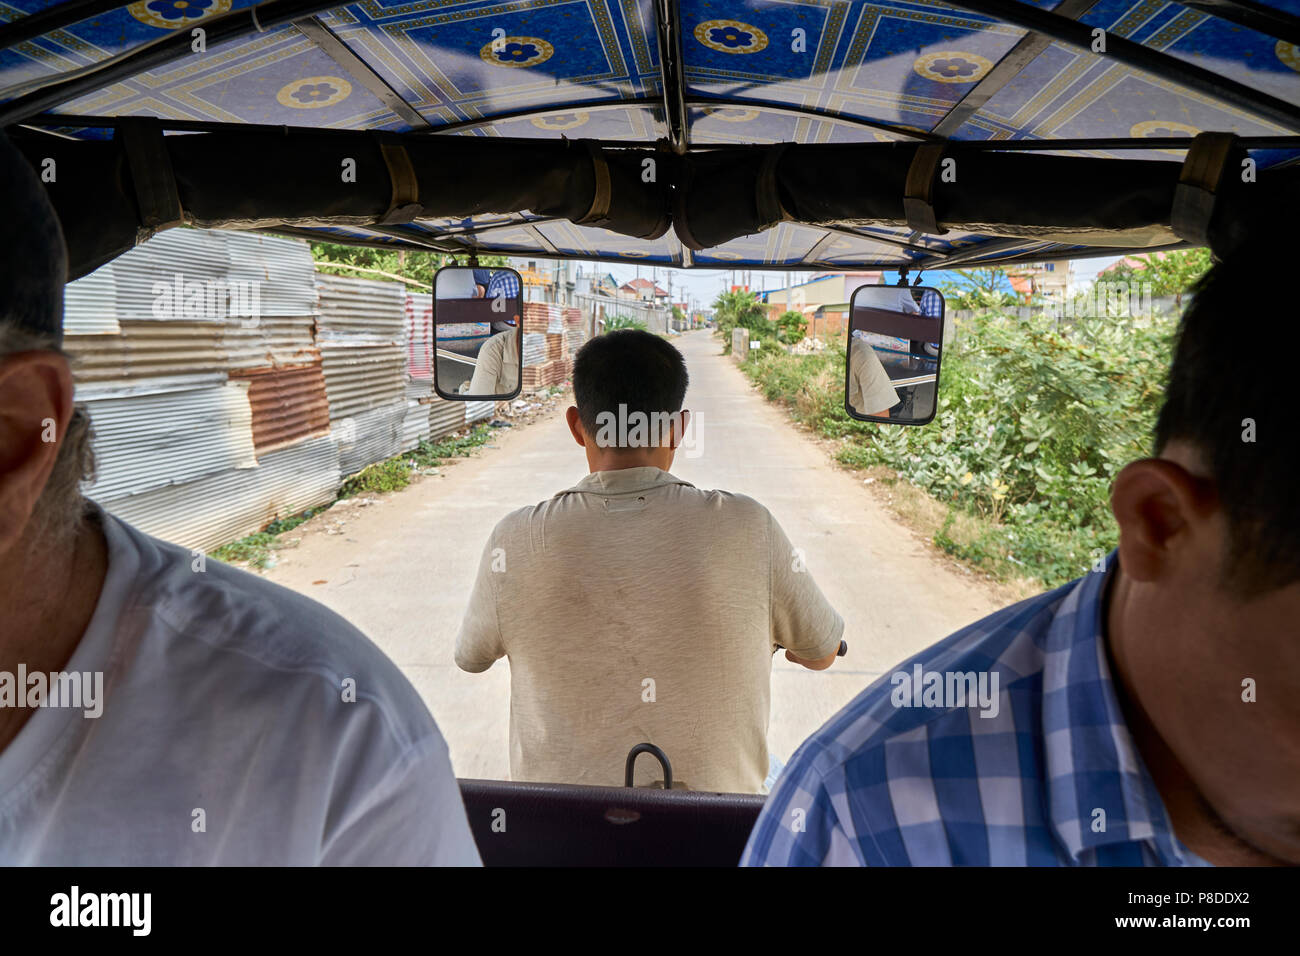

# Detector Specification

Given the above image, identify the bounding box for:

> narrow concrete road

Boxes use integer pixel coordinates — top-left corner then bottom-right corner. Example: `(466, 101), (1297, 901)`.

(265, 331), (1003, 780)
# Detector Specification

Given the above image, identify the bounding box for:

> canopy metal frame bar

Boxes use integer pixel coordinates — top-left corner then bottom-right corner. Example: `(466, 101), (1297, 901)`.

(20, 112), (1300, 155)
(292, 15), (430, 131)
(1176, 0), (1300, 48)
(654, 0), (690, 155)
(0, 0), (352, 125)
(935, 0), (1300, 132)
(932, 0), (1102, 138)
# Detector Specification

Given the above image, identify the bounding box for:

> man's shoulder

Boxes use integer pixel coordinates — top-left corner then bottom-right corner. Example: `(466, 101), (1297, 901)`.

(108, 514), (435, 749)
(792, 581), (1076, 786)
(494, 482), (774, 527)
(751, 582), (1080, 865)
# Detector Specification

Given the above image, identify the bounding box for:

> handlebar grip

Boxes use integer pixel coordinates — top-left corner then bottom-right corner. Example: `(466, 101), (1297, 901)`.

(773, 640), (849, 657)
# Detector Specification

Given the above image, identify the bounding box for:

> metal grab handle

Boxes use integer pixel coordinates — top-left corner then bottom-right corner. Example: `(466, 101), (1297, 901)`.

(625, 742), (673, 790)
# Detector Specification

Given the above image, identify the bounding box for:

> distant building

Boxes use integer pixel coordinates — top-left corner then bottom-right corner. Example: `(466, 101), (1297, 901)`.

(1096, 251), (1179, 280)
(760, 271), (884, 341)
(620, 277), (670, 302)
(588, 271), (621, 296)
(1006, 261), (1073, 303)
(508, 258), (576, 306)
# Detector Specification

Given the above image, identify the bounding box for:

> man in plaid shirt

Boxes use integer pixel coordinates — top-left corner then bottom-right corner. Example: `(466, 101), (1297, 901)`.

(745, 247), (1300, 867)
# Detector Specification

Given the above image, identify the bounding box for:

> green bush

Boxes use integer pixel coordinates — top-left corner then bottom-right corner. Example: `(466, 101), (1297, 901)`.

(743, 309), (1176, 588)
(339, 457), (412, 498)
(776, 310), (806, 344)
(409, 424), (493, 468)
(605, 315), (648, 332)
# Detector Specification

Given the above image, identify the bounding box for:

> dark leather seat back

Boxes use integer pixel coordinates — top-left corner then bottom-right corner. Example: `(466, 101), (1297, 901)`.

(458, 778), (767, 866)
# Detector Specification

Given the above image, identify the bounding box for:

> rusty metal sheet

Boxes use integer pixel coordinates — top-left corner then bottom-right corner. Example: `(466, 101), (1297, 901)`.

(228, 362), (331, 454)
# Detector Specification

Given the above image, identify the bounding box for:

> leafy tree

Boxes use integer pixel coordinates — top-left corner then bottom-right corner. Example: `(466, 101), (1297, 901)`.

(776, 310), (806, 344)
(310, 242), (509, 287)
(604, 314), (647, 331)
(940, 268), (1020, 311)
(712, 288), (769, 338)
(1098, 249), (1211, 305)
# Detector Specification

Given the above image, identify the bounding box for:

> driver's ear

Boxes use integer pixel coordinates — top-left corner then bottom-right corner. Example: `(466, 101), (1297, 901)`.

(565, 406), (587, 448)
(1110, 457), (1214, 583)
(668, 410), (690, 449)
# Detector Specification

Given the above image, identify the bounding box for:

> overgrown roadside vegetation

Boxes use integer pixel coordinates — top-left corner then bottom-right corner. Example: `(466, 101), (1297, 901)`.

(734, 307), (1179, 591)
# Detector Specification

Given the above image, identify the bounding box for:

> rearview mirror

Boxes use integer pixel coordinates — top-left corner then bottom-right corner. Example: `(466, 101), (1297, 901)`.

(844, 285), (945, 426)
(433, 265), (523, 401)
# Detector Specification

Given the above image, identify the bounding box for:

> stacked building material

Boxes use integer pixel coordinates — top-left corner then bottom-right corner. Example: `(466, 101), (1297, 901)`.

(521, 302), (564, 334)
(522, 360), (569, 389)
(65, 228), (339, 552)
(521, 332), (547, 367)
(316, 274), (407, 476)
(563, 306), (586, 357)
(544, 332), (565, 361)
(520, 302), (571, 391)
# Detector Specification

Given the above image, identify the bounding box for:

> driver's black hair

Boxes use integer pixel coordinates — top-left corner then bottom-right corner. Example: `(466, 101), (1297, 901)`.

(1153, 241), (1299, 594)
(0, 131), (67, 343)
(572, 329), (688, 441)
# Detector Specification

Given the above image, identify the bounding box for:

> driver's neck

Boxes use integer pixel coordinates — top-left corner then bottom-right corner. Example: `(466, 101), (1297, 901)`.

(583, 446), (676, 474)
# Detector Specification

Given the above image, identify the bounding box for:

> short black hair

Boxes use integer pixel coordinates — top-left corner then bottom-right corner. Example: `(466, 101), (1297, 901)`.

(572, 329), (688, 441)
(1154, 243), (1298, 594)
(0, 131), (67, 343)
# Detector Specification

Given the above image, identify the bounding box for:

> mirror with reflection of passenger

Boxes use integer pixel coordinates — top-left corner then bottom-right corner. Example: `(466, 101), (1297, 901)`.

(844, 284), (945, 426)
(433, 265), (523, 401)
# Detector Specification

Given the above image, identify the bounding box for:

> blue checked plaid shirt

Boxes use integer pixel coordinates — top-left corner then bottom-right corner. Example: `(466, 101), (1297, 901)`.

(742, 557), (1212, 866)
(919, 288), (943, 318)
(486, 270), (521, 299)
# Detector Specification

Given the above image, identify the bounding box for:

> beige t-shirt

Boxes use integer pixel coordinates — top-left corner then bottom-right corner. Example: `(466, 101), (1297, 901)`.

(454, 467), (844, 793)
(849, 340), (900, 416)
(466, 329), (519, 396)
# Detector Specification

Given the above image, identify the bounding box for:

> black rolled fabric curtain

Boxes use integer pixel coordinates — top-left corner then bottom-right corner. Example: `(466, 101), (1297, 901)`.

(675, 143), (1300, 260)
(10, 129), (670, 281)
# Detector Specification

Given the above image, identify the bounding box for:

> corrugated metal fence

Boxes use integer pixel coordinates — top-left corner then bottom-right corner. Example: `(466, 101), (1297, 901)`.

(66, 229), (491, 554)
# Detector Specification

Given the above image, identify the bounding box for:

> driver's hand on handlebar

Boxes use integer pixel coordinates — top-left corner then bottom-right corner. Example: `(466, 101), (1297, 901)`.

(785, 647), (839, 671)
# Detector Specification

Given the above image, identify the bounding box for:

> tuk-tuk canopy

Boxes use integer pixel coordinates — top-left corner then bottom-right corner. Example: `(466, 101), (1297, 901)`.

(3, 0), (1300, 277)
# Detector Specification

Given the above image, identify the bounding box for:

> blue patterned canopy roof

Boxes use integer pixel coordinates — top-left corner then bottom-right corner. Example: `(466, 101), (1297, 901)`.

(4, 0), (1300, 267)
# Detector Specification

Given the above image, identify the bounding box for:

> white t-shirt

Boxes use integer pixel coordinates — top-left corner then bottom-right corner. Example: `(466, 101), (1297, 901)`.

(0, 509), (481, 866)
(467, 328), (520, 396)
(455, 467), (844, 794)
